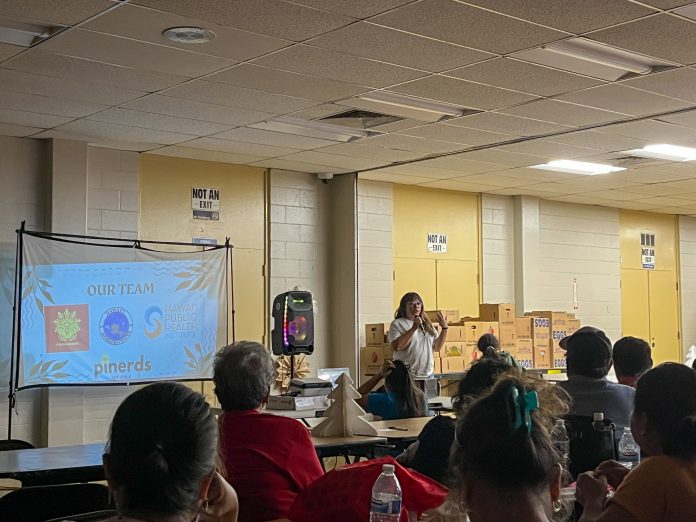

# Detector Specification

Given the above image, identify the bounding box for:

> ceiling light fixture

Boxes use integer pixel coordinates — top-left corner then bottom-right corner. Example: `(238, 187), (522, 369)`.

(530, 160), (626, 175)
(542, 39), (653, 75)
(0, 18), (56, 47)
(162, 27), (216, 44)
(626, 144), (696, 162)
(250, 116), (372, 142)
(341, 91), (471, 123)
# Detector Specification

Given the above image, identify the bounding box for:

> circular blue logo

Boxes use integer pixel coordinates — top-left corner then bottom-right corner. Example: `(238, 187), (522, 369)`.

(100, 307), (133, 345)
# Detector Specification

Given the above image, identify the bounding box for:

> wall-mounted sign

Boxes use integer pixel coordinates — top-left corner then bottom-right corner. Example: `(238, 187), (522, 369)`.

(192, 187), (220, 211)
(192, 237), (217, 245)
(641, 232), (655, 269)
(427, 233), (447, 253)
(193, 210), (219, 220)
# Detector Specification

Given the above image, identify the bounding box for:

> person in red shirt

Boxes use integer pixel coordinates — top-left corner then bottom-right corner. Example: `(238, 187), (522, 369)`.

(214, 341), (324, 522)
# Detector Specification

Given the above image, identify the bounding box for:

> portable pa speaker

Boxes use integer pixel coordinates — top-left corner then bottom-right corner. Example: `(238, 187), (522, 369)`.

(272, 291), (314, 356)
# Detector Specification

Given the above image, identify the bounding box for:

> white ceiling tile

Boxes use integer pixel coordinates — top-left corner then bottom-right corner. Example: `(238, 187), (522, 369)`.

(369, 118), (425, 132)
(83, 4), (292, 61)
(614, 166), (696, 183)
(602, 119), (696, 142)
(250, 158), (351, 173)
(463, 0), (655, 33)
(361, 170), (442, 185)
(54, 119), (198, 145)
(497, 140), (599, 160)
(279, 150), (387, 169)
(207, 64), (369, 102)
(0, 122), (42, 137)
(655, 109), (696, 129)
(448, 58), (604, 97)
(588, 14), (696, 64)
(362, 134), (464, 154)
(0, 0), (112, 25)
(252, 44), (426, 88)
(416, 179), (502, 192)
(0, 44), (24, 62)
(289, 103), (345, 120)
(500, 99), (629, 126)
(417, 157), (507, 174)
(315, 142), (424, 162)
(556, 84), (690, 117)
(182, 137), (302, 157)
(644, 206), (693, 214)
(0, 89), (108, 118)
(391, 76), (537, 111)
(3, 50), (188, 92)
(575, 189), (649, 201)
(40, 29), (237, 77)
(123, 95), (275, 126)
(398, 122), (517, 145)
(454, 148), (548, 167)
(33, 130), (163, 151)
(369, 164), (459, 179)
(148, 147), (265, 165)
(488, 184), (571, 196)
(162, 80), (317, 113)
(621, 183), (695, 196)
(622, 68), (696, 103)
(449, 173), (534, 188)
(309, 22), (494, 73)
(371, 0), (567, 54)
(545, 130), (648, 152)
(87, 108), (233, 136)
(211, 127), (336, 149)
(633, 195), (696, 206)
(0, 69), (146, 105)
(449, 112), (574, 136)
(0, 108), (72, 128)
(645, 1), (694, 8)
(288, 0), (412, 18)
(645, 179), (696, 191)
(132, 0), (355, 40)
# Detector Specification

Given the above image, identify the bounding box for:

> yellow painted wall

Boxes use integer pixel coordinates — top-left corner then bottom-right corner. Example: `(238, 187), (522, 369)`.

(139, 155), (267, 401)
(619, 210), (681, 364)
(392, 185), (480, 316)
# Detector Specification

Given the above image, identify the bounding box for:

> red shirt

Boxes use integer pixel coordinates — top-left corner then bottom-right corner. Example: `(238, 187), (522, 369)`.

(219, 409), (324, 522)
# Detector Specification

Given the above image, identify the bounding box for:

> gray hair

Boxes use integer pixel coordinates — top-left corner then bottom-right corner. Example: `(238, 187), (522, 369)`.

(213, 341), (275, 411)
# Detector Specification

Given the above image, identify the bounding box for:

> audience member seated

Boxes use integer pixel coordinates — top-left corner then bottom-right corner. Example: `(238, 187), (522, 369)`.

(557, 326), (634, 436)
(214, 341), (323, 522)
(452, 374), (571, 521)
(477, 333), (523, 371)
(101, 381), (238, 522)
(612, 336), (652, 388)
(576, 363), (696, 521)
(398, 357), (513, 480)
(357, 359), (427, 420)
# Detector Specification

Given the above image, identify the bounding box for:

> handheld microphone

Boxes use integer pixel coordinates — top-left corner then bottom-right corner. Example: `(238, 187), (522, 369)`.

(417, 315), (425, 333)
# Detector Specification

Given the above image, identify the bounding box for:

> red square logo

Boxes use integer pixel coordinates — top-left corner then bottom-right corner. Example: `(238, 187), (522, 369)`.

(44, 305), (90, 353)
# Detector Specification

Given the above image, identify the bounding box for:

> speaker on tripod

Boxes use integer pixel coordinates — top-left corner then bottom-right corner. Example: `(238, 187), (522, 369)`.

(271, 291), (314, 356)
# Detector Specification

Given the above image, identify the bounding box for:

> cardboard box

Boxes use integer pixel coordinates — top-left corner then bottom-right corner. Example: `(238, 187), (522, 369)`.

(462, 321), (499, 343)
(510, 338), (534, 369)
(498, 325), (517, 350)
(365, 323), (389, 346)
(444, 325), (466, 342)
(441, 356), (466, 373)
(437, 342), (464, 357)
(360, 345), (392, 375)
(479, 303), (516, 326)
(466, 342), (480, 362)
(566, 319), (581, 336)
(432, 358), (442, 374)
(425, 309), (460, 324)
(516, 317), (532, 339)
(534, 341), (552, 369)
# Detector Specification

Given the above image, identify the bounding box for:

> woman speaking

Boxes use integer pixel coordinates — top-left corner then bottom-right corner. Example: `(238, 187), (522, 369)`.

(388, 292), (448, 377)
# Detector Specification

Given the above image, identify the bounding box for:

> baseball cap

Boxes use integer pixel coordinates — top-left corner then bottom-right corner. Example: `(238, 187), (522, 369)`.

(560, 326), (612, 362)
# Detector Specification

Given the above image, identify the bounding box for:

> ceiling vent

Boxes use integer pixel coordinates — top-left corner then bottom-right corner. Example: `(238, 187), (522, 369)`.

(607, 155), (665, 168)
(319, 109), (402, 130)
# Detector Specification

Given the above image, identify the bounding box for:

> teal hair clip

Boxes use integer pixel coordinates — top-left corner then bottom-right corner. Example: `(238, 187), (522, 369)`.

(508, 385), (539, 433)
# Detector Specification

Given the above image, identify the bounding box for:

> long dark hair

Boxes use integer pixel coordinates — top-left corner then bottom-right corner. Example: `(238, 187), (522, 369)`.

(394, 292), (436, 336)
(477, 333), (500, 359)
(106, 382), (218, 517)
(385, 360), (427, 417)
(634, 363), (696, 458)
(452, 357), (512, 414)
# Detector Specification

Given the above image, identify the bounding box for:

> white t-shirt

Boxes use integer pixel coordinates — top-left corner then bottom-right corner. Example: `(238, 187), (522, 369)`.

(387, 317), (436, 377)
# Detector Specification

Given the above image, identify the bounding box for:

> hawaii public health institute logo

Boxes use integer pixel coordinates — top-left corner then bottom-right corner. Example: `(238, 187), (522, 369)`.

(100, 307), (133, 345)
(144, 306), (163, 339)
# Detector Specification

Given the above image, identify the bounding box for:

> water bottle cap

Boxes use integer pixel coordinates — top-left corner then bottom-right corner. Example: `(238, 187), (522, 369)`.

(382, 464), (395, 473)
(555, 419), (564, 426)
(624, 427), (631, 432)
(593, 412), (604, 421)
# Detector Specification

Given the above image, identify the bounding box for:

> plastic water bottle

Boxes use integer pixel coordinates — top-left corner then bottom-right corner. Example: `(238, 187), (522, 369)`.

(370, 463), (402, 522)
(551, 419), (570, 466)
(618, 427), (640, 470)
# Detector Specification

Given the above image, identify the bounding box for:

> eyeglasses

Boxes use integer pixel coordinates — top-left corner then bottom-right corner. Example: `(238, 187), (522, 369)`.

(407, 301), (422, 306)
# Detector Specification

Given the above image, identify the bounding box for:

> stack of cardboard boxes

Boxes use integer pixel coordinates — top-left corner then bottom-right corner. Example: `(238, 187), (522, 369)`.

(361, 304), (581, 379)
